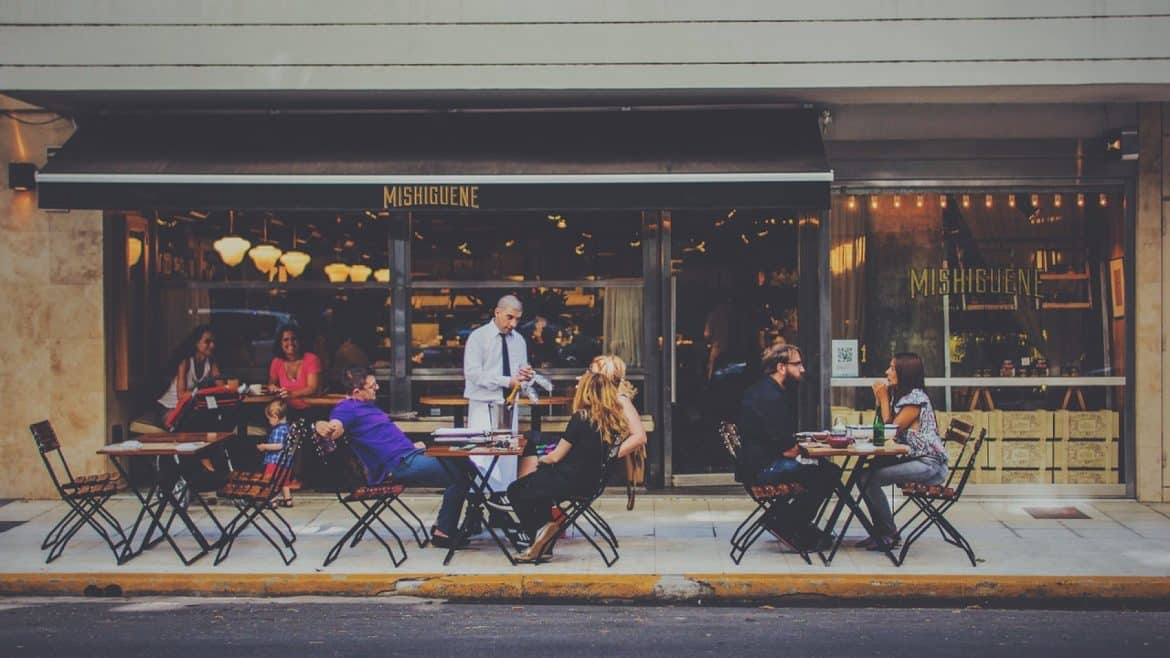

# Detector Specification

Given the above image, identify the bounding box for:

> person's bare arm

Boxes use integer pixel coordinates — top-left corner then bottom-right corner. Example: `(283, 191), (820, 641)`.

(285, 370), (321, 399)
(616, 397), (648, 459)
(175, 360), (191, 396)
(890, 405), (921, 434)
(315, 419), (345, 440)
(539, 439), (573, 465)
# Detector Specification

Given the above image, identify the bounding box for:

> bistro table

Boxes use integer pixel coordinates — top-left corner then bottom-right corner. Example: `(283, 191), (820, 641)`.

(240, 393), (348, 407)
(98, 431), (234, 565)
(418, 395), (572, 432)
(799, 440), (910, 567)
(424, 438), (527, 566)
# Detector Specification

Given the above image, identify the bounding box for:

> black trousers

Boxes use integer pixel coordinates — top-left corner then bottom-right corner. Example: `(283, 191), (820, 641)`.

(507, 465), (584, 539)
(757, 459), (842, 531)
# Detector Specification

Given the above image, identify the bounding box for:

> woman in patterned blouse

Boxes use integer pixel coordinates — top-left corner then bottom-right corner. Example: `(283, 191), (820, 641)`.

(859, 352), (949, 551)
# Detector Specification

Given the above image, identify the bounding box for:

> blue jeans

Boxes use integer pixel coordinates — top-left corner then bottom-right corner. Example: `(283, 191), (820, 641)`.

(859, 456), (948, 538)
(393, 449), (469, 536)
(755, 457), (841, 530)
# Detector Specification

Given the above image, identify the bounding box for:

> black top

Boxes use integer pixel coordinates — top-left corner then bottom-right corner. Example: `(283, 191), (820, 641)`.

(550, 412), (608, 494)
(736, 376), (798, 484)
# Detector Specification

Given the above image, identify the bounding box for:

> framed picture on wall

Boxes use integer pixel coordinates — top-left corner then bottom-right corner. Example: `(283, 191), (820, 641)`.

(1109, 257), (1125, 318)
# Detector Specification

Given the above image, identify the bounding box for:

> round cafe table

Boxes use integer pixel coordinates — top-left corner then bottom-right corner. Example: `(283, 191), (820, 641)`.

(417, 395), (573, 431)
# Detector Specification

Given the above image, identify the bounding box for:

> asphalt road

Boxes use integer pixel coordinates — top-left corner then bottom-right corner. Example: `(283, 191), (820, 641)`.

(1, 597), (1168, 657)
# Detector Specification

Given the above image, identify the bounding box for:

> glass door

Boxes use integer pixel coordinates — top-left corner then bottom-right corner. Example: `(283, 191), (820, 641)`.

(666, 208), (806, 478)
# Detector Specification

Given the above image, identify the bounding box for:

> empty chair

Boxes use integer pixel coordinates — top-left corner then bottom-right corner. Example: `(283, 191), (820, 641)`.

(29, 420), (130, 563)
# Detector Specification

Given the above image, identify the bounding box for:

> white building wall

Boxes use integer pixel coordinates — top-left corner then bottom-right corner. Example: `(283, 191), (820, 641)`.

(1, 1), (1169, 95)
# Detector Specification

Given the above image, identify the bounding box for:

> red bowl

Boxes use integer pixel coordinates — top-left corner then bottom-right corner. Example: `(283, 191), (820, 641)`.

(827, 436), (854, 449)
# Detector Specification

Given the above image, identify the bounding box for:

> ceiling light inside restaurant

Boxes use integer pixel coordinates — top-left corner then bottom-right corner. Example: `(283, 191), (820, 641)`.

(127, 236), (143, 267)
(213, 211), (252, 267)
(324, 263), (351, 283)
(280, 250), (311, 277)
(349, 264), (373, 282)
(374, 268), (390, 283)
(249, 244), (283, 274)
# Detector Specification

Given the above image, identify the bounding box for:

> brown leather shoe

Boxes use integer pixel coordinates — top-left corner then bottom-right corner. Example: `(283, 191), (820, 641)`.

(515, 521), (563, 563)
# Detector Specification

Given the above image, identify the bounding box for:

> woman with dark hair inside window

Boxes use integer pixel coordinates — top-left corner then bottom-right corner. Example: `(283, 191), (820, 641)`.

(156, 324), (221, 417)
(859, 352), (949, 551)
(268, 325), (322, 410)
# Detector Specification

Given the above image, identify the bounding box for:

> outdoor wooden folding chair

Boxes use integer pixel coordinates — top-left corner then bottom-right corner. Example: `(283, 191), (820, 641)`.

(720, 421), (812, 565)
(893, 418), (987, 566)
(213, 419), (307, 566)
(29, 420), (131, 564)
(311, 429), (429, 568)
(528, 448), (624, 567)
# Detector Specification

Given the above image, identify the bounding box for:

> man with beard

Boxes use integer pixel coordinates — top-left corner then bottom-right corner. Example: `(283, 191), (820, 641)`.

(736, 343), (838, 551)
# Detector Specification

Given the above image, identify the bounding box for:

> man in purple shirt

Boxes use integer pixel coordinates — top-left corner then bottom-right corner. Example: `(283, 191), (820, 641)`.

(317, 366), (469, 549)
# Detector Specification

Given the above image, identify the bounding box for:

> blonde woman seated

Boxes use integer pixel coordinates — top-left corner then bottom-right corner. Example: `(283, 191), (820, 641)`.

(516, 355), (648, 479)
(507, 370), (628, 563)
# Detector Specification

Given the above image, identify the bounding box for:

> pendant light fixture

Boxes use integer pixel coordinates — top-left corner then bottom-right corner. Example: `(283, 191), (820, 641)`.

(324, 262), (351, 283)
(374, 268), (390, 283)
(248, 216), (283, 274)
(213, 211), (251, 267)
(279, 225), (311, 278)
(349, 264), (372, 282)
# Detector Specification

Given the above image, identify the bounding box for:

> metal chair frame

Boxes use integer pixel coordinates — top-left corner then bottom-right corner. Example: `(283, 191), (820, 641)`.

(892, 418), (987, 566)
(530, 451), (623, 567)
(213, 419), (306, 566)
(311, 430), (429, 568)
(29, 421), (131, 564)
(720, 421), (813, 565)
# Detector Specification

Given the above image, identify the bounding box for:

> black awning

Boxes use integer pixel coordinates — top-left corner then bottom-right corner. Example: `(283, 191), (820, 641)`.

(37, 109), (831, 211)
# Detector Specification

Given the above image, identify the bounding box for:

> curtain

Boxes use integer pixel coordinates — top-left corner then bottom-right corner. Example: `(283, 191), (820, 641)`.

(603, 287), (643, 367)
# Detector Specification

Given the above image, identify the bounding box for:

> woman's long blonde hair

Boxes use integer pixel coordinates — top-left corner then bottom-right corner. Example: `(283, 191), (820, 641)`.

(589, 354), (637, 400)
(572, 370), (629, 446)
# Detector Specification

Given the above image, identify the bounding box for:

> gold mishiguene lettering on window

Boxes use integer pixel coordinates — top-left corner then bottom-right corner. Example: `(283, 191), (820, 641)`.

(383, 185), (480, 209)
(908, 267), (1042, 299)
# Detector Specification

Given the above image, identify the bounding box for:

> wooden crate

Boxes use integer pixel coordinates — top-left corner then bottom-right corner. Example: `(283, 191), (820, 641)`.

(983, 410), (1054, 484)
(1052, 410), (1120, 485)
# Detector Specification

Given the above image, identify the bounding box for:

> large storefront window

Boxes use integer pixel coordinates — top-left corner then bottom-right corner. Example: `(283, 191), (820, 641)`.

(831, 191), (1128, 488)
(115, 209), (394, 393)
(407, 211), (644, 409)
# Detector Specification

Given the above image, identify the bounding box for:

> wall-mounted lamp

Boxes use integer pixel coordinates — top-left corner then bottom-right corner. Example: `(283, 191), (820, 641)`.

(7, 163), (37, 191)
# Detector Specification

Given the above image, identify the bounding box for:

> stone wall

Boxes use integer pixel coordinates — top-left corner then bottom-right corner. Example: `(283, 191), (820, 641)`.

(1, 99), (105, 498)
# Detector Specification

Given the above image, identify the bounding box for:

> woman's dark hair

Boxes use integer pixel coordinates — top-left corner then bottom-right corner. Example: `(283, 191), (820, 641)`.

(890, 352), (927, 403)
(165, 324), (215, 372)
(273, 324), (303, 361)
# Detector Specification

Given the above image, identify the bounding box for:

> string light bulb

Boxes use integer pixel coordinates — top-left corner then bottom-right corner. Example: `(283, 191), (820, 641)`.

(961, 194), (971, 209)
(869, 196), (878, 210)
(847, 196), (857, 210)
(1031, 193), (1040, 207)
(940, 195), (948, 208)
(1099, 193), (1108, 207)
(893, 195), (902, 208)
(1053, 193), (1063, 208)
(1076, 193), (1085, 207)
(1008, 194), (1017, 208)
(916, 195), (924, 208)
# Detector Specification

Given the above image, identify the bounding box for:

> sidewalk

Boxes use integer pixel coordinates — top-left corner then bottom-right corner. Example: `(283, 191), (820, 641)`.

(2, 493), (1169, 603)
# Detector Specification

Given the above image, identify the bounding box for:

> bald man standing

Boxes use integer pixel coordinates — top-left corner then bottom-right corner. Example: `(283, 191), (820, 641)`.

(463, 295), (533, 499)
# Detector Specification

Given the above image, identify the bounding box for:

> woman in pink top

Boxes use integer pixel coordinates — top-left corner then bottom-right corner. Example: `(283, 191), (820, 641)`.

(268, 325), (322, 410)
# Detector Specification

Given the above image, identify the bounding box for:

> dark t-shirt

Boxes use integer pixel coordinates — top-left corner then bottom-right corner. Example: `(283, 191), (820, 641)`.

(736, 376), (798, 484)
(331, 398), (415, 485)
(552, 413), (607, 493)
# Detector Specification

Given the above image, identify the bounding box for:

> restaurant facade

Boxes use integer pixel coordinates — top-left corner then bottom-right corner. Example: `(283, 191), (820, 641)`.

(2, 3), (1169, 501)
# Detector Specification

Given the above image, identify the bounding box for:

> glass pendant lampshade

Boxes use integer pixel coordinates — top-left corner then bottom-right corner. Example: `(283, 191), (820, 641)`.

(248, 217), (283, 274)
(280, 250), (311, 278)
(349, 264), (372, 282)
(213, 211), (251, 267)
(127, 236), (143, 267)
(373, 268), (390, 283)
(249, 243), (283, 274)
(324, 262), (351, 283)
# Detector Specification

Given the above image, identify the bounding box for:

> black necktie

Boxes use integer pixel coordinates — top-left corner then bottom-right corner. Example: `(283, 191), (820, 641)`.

(500, 333), (511, 378)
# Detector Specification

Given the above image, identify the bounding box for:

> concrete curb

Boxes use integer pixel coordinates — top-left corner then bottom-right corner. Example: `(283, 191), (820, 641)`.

(5, 572), (1170, 604)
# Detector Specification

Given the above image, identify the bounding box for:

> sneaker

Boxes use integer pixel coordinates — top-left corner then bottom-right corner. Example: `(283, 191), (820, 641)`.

(484, 495), (514, 513)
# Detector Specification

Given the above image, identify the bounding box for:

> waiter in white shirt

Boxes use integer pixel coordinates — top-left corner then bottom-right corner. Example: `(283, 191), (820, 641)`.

(464, 294), (533, 495)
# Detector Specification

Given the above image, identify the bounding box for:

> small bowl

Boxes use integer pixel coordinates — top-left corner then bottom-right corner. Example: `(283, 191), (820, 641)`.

(883, 426), (898, 441)
(827, 435), (854, 449)
(846, 425), (873, 441)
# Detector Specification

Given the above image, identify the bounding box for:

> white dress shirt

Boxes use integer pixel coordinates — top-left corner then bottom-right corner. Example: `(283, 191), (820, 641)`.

(463, 321), (529, 403)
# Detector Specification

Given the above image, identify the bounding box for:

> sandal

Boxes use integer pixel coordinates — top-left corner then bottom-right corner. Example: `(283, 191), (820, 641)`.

(276, 498), (294, 508)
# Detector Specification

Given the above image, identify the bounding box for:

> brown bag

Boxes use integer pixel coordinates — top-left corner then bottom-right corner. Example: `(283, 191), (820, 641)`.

(624, 445), (646, 510)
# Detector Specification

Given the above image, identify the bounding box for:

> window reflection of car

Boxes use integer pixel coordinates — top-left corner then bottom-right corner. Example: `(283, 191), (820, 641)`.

(195, 308), (295, 369)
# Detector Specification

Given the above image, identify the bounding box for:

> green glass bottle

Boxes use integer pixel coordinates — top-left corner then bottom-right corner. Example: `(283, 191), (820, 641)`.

(872, 408), (886, 447)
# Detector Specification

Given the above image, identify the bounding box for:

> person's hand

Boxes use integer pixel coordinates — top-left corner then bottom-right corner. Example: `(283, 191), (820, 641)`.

(872, 380), (889, 400)
(518, 365), (535, 382)
(275, 387), (290, 399)
(413, 441), (426, 450)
